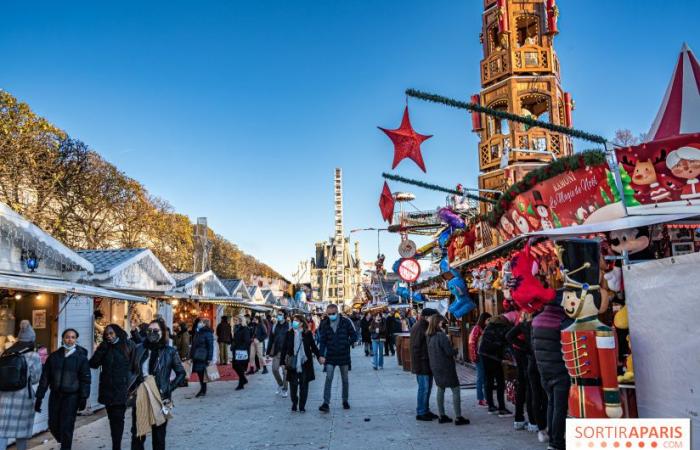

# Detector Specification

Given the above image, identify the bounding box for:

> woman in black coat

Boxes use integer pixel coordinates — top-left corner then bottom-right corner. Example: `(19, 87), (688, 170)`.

(189, 318), (214, 397)
(231, 316), (252, 390)
(89, 324), (135, 450)
(283, 315), (321, 412)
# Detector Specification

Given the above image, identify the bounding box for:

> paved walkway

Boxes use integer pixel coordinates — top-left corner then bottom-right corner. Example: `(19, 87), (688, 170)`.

(29, 347), (544, 450)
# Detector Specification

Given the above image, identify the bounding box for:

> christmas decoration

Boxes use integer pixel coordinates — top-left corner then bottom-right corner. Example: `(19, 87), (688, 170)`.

(379, 182), (395, 223)
(405, 89), (607, 144)
(509, 244), (555, 313)
(446, 269), (475, 318)
(379, 106), (432, 172)
(382, 172), (496, 204)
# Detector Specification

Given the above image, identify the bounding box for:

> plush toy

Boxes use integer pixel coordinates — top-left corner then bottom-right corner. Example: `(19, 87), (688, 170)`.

(447, 270), (476, 318)
(558, 239), (623, 419)
(438, 207), (466, 229)
(510, 245), (555, 313)
(617, 335), (635, 384)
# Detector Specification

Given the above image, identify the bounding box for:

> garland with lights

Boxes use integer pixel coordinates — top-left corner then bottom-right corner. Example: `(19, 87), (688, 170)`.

(480, 150), (608, 226)
(382, 172), (497, 204)
(405, 89), (608, 145)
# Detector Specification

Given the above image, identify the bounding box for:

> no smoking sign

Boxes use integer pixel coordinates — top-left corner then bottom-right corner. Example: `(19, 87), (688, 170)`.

(397, 258), (421, 283)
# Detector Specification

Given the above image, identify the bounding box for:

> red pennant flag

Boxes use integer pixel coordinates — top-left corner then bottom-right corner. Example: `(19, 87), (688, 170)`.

(379, 106), (432, 172)
(379, 182), (395, 223)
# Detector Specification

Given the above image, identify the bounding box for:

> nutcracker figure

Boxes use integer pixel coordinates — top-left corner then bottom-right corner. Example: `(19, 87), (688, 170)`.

(557, 239), (623, 418)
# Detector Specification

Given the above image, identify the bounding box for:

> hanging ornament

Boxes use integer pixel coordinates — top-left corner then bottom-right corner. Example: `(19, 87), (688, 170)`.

(379, 106), (432, 172)
(398, 236), (417, 258)
(379, 182), (395, 223)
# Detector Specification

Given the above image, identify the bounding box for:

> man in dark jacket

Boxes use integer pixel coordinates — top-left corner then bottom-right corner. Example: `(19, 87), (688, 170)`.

(410, 308), (437, 421)
(35, 328), (91, 450)
(267, 311), (290, 396)
(532, 297), (571, 450)
(478, 314), (513, 416)
(317, 304), (357, 412)
(216, 316), (232, 365)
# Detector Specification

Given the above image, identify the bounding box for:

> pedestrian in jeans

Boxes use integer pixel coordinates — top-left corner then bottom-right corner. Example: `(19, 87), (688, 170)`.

(426, 315), (470, 426)
(0, 321), (42, 450)
(468, 312), (491, 407)
(317, 304), (357, 412)
(283, 315), (322, 412)
(267, 311), (290, 397)
(410, 307), (438, 421)
(215, 316), (232, 365)
(370, 314), (386, 370)
(190, 318), (214, 397)
(88, 324), (134, 450)
(477, 315), (513, 417)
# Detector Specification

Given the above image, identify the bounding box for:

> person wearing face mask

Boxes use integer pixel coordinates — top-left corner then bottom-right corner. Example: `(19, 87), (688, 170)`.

(89, 324), (134, 450)
(35, 328), (91, 450)
(231, 316), (252, 390)
(129, 320), (186, 450)
(266, 311), (290, 397)
(370, 313), (386, 370)
(317, 304), (357, 413)
(215, 316), (232, 365)
(189, 318), (214, 398)
(283, 315), (322, 412)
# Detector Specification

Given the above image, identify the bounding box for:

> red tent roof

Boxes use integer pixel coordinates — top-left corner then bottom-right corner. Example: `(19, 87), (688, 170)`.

(645, 43), (700, 142)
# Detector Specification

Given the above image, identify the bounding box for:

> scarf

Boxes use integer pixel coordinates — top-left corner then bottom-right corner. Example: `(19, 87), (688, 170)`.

(135, 375), (168, 437)
(293, 331), (307, 374)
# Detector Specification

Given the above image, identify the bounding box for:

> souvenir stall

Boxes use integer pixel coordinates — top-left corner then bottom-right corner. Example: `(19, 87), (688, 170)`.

(0, 201), (145, 436)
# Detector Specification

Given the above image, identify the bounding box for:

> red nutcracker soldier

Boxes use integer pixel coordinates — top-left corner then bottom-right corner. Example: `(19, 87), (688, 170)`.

(556, 239), (623, 419)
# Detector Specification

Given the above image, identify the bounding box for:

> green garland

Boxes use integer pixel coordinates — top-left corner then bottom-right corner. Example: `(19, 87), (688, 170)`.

(382, 172), (497, 204)
(481, 150), (607, 226)
(405, 89), (608, 145)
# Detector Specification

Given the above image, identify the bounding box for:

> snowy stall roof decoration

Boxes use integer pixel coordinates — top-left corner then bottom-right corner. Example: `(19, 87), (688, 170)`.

(168, 270), (230, 298)
(220, 279), (253, 301)
(77, 248), (176, 291)
(0, 201), (93, 273)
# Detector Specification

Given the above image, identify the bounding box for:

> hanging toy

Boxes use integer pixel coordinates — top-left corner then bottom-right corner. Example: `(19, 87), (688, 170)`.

(438, 208), (466, 230)
(446, 270), (476, 318)
(510, 244), (555, 313)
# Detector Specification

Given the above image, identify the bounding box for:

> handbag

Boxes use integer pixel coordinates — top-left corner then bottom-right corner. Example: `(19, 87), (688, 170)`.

(234, 350), (248, 361)
(204, 363), (220, 382)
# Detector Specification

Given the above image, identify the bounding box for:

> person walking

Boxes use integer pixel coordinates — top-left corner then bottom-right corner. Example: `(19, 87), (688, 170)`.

(267, 311), (290, 397)
(478, 315), (513, 417)
(317, 304), (357, 412)
(247, 315), (268, 375)
(410, 307), (438, 421)
(129, 320), (186, 450)
(190, 318), (214, 398)
(506, 313), (536, 431)
(216, 316), (232, 365)
(360, 312), (372, 357)
(370, 314), (386, 370)
(426, 315), (470, 426)
(35, 328), (91, 450)
(88, 324), (135, 450)
(284, 315), (322, 412)
(231, 316), (252, 390)
(172, 322), (190, 361)
(469, 312), (491, 407)
(0, 321), (42, 450)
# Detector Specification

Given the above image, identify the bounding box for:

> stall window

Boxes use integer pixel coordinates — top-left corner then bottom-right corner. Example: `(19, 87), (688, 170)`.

(0, 291), (58, 354)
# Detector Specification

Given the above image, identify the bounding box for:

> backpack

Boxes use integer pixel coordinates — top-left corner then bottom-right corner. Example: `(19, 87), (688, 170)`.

(0, 348), (29, 392)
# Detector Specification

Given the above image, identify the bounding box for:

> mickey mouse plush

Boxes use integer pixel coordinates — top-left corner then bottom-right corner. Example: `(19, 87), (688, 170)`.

(608, 227), (653, 261)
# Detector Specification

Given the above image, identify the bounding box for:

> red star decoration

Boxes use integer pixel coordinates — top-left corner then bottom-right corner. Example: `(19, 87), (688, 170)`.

(379, 182), (395, 223)
(379, 106), (432, 172)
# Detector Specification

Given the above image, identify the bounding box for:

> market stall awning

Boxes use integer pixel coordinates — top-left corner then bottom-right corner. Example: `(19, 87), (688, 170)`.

(0, 274), (146, 302)
(450, 235), (527, 271)
(527, 213), (699, 238)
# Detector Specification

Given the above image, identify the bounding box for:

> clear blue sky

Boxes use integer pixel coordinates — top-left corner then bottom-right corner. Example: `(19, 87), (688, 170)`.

(2, 0), (698, 279)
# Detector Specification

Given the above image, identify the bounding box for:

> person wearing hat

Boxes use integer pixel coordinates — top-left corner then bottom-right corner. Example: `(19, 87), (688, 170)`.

(409, 307), (438, 421)
(667, 144), (700, 200)
(0, 320), (43, 450)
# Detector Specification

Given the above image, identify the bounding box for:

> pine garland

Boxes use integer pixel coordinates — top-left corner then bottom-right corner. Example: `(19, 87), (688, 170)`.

(382, 172), (497, 204)
(405, 88), (608, 145)
(481, 150), (607, 226)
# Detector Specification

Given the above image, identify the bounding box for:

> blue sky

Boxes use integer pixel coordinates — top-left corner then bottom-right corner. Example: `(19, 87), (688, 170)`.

(2, 0), (698, 279)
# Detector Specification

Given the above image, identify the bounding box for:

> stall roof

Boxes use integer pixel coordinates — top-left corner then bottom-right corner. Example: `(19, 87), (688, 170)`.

(0, 273), (146, 302)
(527, 213), (699, 238)
(77, 248), (176, 288)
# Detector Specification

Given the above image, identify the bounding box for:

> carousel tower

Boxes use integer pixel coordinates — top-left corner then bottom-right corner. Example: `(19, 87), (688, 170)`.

(474, 0), (574, 206)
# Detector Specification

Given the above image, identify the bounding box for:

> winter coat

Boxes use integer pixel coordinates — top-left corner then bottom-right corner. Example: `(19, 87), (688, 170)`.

(250, 322), (268, 342)
(130, 342), (186, 401)
(360, 318), (372, 343)
(318, 316), (357, 367)
(409, 319), (431, 375)
(468, 325), (484, 363)
(0, 347), (42, 438)
(506, 320), (532, 356)
(231, 325), (252, 363)
(266, 322), (289, 357)
(427, 331), (460, 388)
(370, 319), (387, 341)
(216, 321), (233, 344)
(283, 329), (321, 382)
(36, 348), (91, 402)
(173, 330), (191, 360)
(89, 339), (135, 406)
(532, 302), (570, 380)
(189, 326), (214, 372)
(477, 315), (513, 362)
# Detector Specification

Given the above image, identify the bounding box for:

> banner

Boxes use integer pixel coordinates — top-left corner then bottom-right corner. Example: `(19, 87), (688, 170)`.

(496, 164), (624, 240)
(615, 133), (700, 214)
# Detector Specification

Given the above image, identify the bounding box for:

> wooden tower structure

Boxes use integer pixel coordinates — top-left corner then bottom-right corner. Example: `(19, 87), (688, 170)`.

(473, 0), (574, 209)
